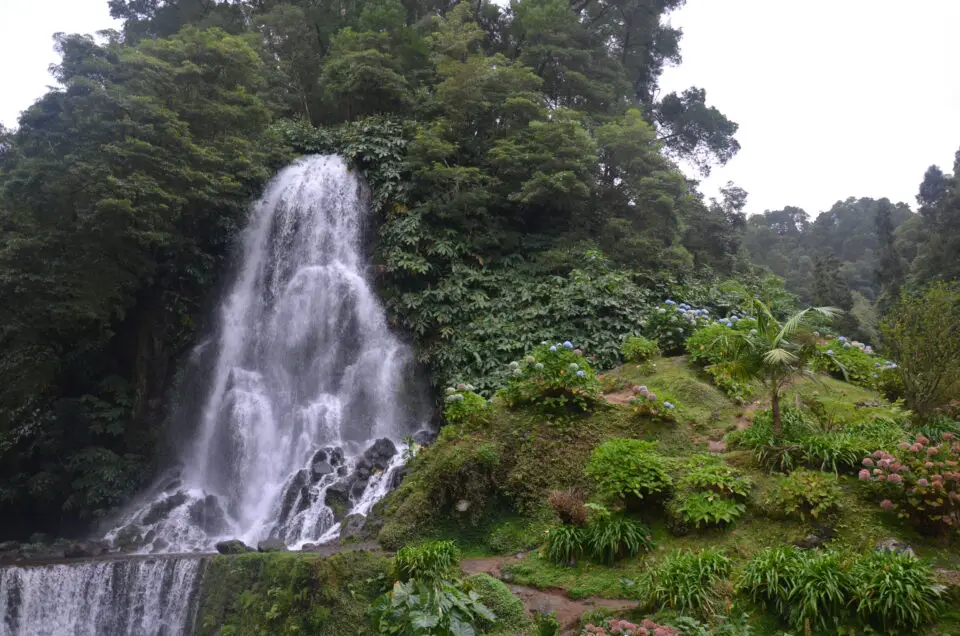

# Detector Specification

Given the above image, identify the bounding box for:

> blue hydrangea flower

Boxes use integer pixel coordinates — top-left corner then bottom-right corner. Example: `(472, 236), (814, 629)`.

(731, 315), (739, 321)
(549, 346), (557, 352)
(576, 370), (585, 377)
(563, 341), (573, 349)
(725, 321), (733, 328)
(843, 343), (851, 349)
(639, 385), (647, 391)
(826, 349), (834, 355)
(664, 402), (675, 409)
(665, 299), (676, 305)
(534, 363), (544, 370)
(838, 336), (847, 342)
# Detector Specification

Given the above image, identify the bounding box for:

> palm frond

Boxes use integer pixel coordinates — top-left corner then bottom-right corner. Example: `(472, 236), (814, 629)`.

(764, 347), (798, 366)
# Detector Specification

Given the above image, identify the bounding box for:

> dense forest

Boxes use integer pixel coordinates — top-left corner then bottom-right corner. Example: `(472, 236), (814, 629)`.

(0, 0), (957, 544)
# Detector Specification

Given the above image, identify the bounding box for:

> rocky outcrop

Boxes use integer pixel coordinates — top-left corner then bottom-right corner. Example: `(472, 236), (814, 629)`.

(257, 538), (288, 553)
(216, 540), (254, 555)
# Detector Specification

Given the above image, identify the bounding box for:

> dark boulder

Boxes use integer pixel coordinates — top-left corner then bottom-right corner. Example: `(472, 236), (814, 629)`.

(142, 491), (189, 526)
(188, 495), (228, 535)
(0, 541), (20, 552)
(364, 438), (397, 470)
(391, 466), (412, 490)
(339, 514), (367, 543)
(325, 481), (351, 521)
(216, 539), (254, 555)
(412, 429), (438, 447)
(312, 461), (334, 478)
(64, 540), (107, 559)
(113, 525), (145, 553)
(28, 532), (52, 545)
(257, 538), (288, 553)
(278, 469), (311, 523)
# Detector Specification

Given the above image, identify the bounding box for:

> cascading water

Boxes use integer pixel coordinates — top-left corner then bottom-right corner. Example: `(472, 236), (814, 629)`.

(0, 155), (430, 634)
(105, 154), (427, 552)
(0, 556), (204, 636)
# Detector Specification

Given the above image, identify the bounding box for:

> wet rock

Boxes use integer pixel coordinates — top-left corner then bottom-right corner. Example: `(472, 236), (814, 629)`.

(28, 532), (52, 545)
(257, 538), (288, 553)
(113, 525), (145, 553)
(337, 466), (349, 477)
(278, 469), (311, 522)
(300, 543), (318, 552)
(0, 541), (20, 552)
(325, 482), (351, 521)
(391, 466), (412, 490)
(794, 534), (826, 549)
(350, 479), (368, 499)
(339, 514), (367, 543)
(64, 540), (107, 558)
(142, 491), (189, 525)
(188, 495), (228, 535)
(151, 538), (169, 553)
(216, 539), (254, 555)
(876, 538), (915, 557)
(412, 429), (437, 447)
(312, 461), (334, 478)
(364, 438), (397, 470)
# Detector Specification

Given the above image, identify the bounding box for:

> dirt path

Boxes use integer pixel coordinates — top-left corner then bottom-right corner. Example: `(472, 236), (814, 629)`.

(461, 557), (637, 635)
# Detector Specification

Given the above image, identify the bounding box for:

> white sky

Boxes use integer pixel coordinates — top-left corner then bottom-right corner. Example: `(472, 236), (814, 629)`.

(2, 0), (959, 216)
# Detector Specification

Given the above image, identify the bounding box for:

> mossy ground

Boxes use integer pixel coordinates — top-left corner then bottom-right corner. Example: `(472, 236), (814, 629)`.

(377, 355), (960, 634)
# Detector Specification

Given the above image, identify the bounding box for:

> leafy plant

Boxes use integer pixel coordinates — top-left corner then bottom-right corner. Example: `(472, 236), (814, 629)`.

(533, 611), (561, 636)
(678, 455), (753, 498)
(671, 493), (746, 529)
(369, 579), (496, 636)
(442, 385), (489, 426)
(582, 508), (655, 564)
(768, 469), (842, 521)
(393, 541), (460, 584)
(627, 385), (683, 423)
(585, 439), (672, 504)
(813, 337), (882, 389)
(621, 335), (659, 363)
(639, 549), (732, 617)
(726, 406), (811, 472)
(499, 342), (602, 415)
(465, 573), (528, 634)
(646, 300), (712, 355)
(543, 524), (585, 566)
(850, 549), (944, 631)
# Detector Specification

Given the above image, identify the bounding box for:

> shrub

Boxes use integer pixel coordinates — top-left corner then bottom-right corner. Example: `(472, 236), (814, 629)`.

(393, 541), (460, 584)
(726, 406), (812, 472)
(499, 342), (602, 414)
(586, 439), (672, 504)
(850, 550), (944, 631)
(582, 508), (655, 565)
(543, 524), (585, 565)
(639, 549), (732, 617)
(466, 573), (528, 634)
(813, 338), (881, 389)
(442, 384), (489, 425)
(671, 493), (746, 529)
(686, 324), (735, 366)
(369, 579), (495, 636)
(678, 455), (752, 498)
(646, 300), (712, 355)
(622, 335), (659, 363)
(768, 469), (841, 521)
(548, 489), (588, 526)
(880, 283), (960, 417)
(581, 618), (680, 635)
(738, 547), (851, 634)
(627, 385), (683, 423)
(533, 611), (561, 636)
(860, 434), (960, 534)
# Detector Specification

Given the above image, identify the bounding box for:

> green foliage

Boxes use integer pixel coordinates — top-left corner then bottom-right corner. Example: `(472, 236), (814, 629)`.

(879, 283), (960, 417)
(671, 455), (751, 529)
(369, 579), (496, 636)
(860, 435), (960, 535)
(813, 338), (882, 389)
(394, 541), (460, 585)
(671, 493), (746, 529)
(442, 385), (489, 426)
(532, 611), (561, 636)
(726, 406), (812, 472)
(850, 549), (944, 631)
(543, 524), (585, 565)
(738, 547), (944, 633)
(585, 439), (672, 503)
(627, 385), (683, 423)
(646, 301), (712, 355)
(465, 574), (528, 634)
(678, 455), (753, 498)
(195, 551), (391, 636)
(582, 509), (655, 565)
(768, 469), (842, 521)
(621, 335), (659, 363)
(499, 342), (602, 415)
(638, 549), (732, 617)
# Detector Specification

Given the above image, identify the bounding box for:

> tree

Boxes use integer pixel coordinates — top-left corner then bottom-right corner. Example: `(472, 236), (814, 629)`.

(874, 199), (906, 314)
(910, 153), (960, 285)
(712, 299), (838, 437)
(652, 87), (740, 175)
(879, 283), (960, 418)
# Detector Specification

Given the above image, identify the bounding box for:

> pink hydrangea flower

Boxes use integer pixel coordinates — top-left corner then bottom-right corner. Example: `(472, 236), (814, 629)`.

(928, 447), (940, 456)
(863, 457), (875, 467)
(917, 478), (930, 487)
(880, 499), (894, 510)
(859, 469), (871, 480)
(887, 473), (904, 484)
(873, 450), (884, 459)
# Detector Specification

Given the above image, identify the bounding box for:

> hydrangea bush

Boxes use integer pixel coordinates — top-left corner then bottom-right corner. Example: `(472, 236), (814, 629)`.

(628, 385), (682, 423)
(581, 618), (679, 636)
(442, 384), (488, 425)
(860, 433), (960, 534)
(645, 300), (712, 355)
(621, 334), (660, 363)
(685, 324), (755, 401)
(498, 341), (602, 415)
(813, 336), (889, 389)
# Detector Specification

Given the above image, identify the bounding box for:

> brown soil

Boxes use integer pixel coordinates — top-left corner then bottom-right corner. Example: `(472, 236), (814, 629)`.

(602, 389), (635, 406)
(460, 557), (637, 635)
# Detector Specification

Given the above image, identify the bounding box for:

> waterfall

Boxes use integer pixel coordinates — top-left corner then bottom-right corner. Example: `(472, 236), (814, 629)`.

(0, 556), (204, 636)
(103, 155), (428, 552)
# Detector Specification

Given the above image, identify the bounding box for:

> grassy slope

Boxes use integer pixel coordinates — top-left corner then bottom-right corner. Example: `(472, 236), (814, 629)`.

(377, 355), (960, 634)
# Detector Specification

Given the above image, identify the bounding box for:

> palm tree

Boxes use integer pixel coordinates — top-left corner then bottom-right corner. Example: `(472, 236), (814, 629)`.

(711, 299), (839, 437)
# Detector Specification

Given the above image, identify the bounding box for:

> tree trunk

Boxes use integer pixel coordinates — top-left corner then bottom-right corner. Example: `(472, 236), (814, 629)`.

(771, 386), (782, 439)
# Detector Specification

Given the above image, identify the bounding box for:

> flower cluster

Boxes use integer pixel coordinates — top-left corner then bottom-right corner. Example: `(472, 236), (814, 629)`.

(647, 300), (712, 355)
(815, 337), (893, 389)
(628, 385), (681, 422)
(442, 384), (489, 425)
(582, 618), (679, 636)
(499, 342), (602, 414)
(861, 434), (960, 534)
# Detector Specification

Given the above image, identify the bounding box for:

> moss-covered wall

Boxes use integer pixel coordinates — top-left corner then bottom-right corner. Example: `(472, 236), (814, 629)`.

(195, 550), (391, 635)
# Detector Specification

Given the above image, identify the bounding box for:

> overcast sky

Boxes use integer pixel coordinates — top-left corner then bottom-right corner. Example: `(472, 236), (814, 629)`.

(2, 0), (959, 216)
